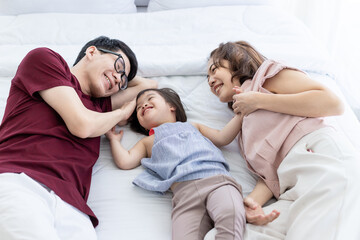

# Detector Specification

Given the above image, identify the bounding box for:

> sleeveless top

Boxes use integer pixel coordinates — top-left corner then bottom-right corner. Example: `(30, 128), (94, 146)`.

(133, 122), (230, 193)
(239, 59), (327, 198)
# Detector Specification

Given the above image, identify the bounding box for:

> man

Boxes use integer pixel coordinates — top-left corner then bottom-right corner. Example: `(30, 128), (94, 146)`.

(0, 36), (156, 239)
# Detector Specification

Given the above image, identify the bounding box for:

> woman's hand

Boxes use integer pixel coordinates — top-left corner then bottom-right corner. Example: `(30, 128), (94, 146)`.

(232, 86), (260, 116)
(244, 197), (280, 225)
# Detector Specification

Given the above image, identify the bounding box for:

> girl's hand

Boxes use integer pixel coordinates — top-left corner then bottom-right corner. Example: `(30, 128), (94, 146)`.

(105, 127), (124, 142)
(244, 197), (280, 225)
(232, 86), (260, 116)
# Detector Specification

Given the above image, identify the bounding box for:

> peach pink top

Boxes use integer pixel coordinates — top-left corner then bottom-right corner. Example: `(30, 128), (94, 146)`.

(238, 59), (326, 198)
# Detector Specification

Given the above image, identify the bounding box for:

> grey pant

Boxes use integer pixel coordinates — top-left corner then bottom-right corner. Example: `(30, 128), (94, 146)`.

(171, 175), (245, 240)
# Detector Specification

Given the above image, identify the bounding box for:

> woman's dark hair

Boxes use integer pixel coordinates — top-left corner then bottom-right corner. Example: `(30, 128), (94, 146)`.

(209, 41), (266, 109)
(73, 36), (138, 81)
(130, 88), (187, 135)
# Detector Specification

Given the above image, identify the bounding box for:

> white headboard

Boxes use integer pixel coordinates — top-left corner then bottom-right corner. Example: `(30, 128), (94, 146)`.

(135, 0), (150, 11)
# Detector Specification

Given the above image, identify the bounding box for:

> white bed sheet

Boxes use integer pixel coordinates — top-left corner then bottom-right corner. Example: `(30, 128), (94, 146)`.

(0, 5), (359, 240)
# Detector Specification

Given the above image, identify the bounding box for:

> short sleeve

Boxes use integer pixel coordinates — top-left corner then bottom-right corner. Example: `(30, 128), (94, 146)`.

(13, 48), (73, 98)
(94, 96), (112, 113)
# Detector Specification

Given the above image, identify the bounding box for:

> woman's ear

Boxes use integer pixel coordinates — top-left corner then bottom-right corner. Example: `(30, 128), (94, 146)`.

(170, 106), (176, 112)
(231, 76), (241, 86)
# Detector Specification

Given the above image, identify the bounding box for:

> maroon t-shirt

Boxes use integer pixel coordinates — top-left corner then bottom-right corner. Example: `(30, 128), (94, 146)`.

(0, 48), (112, 227)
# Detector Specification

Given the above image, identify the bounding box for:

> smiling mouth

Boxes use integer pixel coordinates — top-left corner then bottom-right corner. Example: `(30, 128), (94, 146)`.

(213, 84), (223, 95)
(105, 75), (112, 89)
(142, 106), (153, 116)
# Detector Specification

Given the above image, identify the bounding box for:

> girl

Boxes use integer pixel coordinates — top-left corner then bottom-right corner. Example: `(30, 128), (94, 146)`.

(106, 88), (278, 240)
(207, 41), (360, 239)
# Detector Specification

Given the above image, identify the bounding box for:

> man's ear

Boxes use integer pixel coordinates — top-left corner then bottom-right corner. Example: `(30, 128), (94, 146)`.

(85, 46), (97, 59)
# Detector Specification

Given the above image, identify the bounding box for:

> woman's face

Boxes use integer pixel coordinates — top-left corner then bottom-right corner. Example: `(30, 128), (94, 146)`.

(136, 91), (176, 130)
(207, 59), (240, 102)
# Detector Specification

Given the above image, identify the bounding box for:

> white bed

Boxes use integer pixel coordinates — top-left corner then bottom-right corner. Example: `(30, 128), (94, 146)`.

(0, 0), (359, 239)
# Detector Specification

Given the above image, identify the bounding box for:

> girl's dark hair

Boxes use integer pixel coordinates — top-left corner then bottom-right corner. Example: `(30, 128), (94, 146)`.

(209, 41), (266, 109)
(129, 88), (187, 135)
(73, 36), (138, 81)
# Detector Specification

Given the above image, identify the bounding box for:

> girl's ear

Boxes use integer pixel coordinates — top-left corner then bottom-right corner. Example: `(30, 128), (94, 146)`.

(170, 106), (176, 112)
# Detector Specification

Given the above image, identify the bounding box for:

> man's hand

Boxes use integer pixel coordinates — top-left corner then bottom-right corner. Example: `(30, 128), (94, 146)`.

(111, 76), (158, 110)
(117, 99), (136, 126)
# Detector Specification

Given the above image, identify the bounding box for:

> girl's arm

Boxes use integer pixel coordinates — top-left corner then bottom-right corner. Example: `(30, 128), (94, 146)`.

(244, 178), (280, 225)
(192, 113), (242, 147)
(232, 69), (344, 118)
(106, 127), (153, 169)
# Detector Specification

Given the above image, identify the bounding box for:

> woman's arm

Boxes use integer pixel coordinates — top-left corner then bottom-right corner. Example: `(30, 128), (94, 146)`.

(244, 178), (280, 225)
(193, 113), (242, 147)
(232, 69), (344, 117)
(39, 86), (136, 138)
(106, 127), (153, 169)
(246, 178), (274, 206)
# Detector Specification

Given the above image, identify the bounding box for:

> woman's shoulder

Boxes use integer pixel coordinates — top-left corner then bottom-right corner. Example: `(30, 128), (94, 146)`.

(262, 64), (309, 93)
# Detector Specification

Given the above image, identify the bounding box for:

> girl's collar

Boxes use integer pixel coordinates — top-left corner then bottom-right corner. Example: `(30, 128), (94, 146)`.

(148, 128), (154, 136)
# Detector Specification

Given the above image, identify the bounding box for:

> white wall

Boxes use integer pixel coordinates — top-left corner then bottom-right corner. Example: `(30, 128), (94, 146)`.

(278, 0), (360, 119)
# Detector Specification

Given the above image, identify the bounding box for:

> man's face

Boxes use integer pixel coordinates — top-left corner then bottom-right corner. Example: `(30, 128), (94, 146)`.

(86, 48), (131, 98)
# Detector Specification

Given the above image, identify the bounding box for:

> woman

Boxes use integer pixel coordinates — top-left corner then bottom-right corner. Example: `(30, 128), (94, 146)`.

(207, 41), (360, 240)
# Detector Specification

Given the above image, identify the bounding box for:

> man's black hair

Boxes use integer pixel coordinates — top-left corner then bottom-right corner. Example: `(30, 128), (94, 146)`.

(73, 36), (138, 81)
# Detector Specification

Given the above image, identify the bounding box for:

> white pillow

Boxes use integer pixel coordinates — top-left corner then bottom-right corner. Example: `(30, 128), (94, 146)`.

(0, 0), (137, 15)
(148, 0), (275, 12)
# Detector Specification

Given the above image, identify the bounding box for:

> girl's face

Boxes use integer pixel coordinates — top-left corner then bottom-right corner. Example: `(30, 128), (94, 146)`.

(136, 91), (176, 130)
(207, 59), (240, 102)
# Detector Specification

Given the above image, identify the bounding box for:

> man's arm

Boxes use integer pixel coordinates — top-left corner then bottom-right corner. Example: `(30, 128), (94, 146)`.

(111, 76), (157, 110)
(39, 86), (134, 138)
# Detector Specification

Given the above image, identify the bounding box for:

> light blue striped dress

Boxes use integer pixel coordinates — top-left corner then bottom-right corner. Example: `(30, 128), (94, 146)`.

(133, 122), (230, 193)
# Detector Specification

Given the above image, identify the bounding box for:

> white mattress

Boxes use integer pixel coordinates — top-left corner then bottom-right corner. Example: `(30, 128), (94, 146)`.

(0, 5), (359, 240)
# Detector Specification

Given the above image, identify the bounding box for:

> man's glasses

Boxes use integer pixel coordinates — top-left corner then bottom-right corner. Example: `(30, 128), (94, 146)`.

(97, 48), (128, 90)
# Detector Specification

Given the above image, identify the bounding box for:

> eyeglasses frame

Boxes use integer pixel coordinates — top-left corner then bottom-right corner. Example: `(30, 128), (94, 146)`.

(97, 48), (128, 90)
